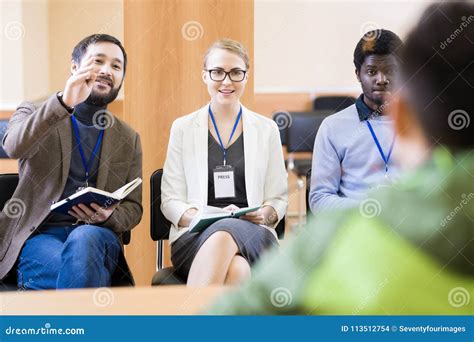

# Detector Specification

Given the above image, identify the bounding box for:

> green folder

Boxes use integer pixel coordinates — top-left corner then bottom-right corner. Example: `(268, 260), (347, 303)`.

(189, 206), (261, 233)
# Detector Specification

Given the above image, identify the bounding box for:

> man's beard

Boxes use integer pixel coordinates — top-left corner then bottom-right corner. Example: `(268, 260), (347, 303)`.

(85, 85), (121, 107)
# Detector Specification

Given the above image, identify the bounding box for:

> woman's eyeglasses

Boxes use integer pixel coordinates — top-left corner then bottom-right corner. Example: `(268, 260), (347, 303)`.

(207, 69), (247, 82)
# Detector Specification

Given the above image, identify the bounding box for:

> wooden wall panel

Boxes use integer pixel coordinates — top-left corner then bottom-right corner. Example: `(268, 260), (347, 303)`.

(107, 100), (123, 119)
(0, 160), (18, 174)
(123, 0), (254, 286)
(0, 111), (13, 120)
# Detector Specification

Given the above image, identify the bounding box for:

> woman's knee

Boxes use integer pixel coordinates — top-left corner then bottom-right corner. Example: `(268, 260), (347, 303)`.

(202, 230), (238, 250)
(226, 255), (251, 284)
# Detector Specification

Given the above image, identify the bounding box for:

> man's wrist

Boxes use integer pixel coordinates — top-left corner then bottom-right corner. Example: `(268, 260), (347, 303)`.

(57, 91), (74, 113)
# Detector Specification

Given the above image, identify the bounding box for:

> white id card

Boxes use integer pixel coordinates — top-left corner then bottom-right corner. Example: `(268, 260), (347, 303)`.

(213, 165), (236, 198)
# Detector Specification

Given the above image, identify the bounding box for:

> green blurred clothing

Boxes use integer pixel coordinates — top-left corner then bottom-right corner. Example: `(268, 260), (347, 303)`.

(210, 148), (474, 314)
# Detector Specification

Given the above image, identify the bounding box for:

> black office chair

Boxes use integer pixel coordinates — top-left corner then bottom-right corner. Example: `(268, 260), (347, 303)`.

(1, 120), (10, 158)
(0, 173), (133, 290)
(313, 95), (356, 113)
(285, 111), (329, 225)
(150, 168), (285, 285)
(150, 169), (184, 285)
(272, 110), (291, 146)
(0, 174), (20, 291)
(306, 169), (312, 216)
(286, 111), (330, 178)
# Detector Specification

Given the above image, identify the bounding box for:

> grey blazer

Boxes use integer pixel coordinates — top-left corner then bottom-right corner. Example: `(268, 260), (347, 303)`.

(0, 94), (143, 282)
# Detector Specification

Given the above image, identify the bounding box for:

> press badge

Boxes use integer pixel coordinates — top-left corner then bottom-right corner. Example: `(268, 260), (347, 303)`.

(213, 165), (236, 198)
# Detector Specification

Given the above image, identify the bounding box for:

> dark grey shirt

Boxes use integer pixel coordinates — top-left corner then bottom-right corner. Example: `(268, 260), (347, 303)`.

(207, 131), (248, 208)
(41, 117), (102, 227)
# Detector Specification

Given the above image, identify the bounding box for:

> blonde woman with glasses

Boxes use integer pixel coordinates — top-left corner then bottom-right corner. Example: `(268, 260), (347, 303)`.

(161, 39), (288, 287)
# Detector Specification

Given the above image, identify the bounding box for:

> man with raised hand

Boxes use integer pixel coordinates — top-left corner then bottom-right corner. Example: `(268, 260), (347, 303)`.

(1, 34), (142, 289)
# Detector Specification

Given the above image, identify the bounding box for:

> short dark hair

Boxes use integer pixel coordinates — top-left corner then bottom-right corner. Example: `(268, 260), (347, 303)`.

(71, 34), (127, 73)
(353, 29), (402, 71)
(400, 2), (473, 150)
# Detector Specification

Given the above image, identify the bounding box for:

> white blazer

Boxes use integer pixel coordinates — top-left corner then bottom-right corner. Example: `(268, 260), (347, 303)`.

(161, 104), (288, 244)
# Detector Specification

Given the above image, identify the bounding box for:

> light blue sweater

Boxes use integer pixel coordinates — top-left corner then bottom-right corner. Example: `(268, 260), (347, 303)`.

(309, 96), (401, 213)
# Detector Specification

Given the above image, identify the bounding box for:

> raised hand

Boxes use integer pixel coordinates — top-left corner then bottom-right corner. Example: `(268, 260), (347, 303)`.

(62, 57), (99, 108)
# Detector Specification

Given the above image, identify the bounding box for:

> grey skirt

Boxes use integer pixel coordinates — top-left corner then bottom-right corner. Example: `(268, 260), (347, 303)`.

(171, 218), (278, 281)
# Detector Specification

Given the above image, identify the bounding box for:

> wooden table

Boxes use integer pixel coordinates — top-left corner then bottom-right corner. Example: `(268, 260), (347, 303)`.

(0, 285), (228, 315)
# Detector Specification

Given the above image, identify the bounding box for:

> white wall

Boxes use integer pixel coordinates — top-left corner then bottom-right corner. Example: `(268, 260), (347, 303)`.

(0, 1), (24, 108)
(23, 0), (49, 102)
(0, 0), (49, 109)
(254, 0), (432, 93)
(1, 0), (438, 108)
(0, 0), (122, 109)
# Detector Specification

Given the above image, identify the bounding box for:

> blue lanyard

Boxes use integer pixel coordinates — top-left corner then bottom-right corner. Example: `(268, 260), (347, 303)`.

(208, 105), (242, 166)
(71, 115), (104, 185)
(366, 120), (396, 173)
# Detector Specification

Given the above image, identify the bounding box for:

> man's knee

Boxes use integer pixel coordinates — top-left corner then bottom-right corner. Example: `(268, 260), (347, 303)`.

(17, 236), (63, 289)
(68, 224), (116, 243)
(65, 225), (120, 254)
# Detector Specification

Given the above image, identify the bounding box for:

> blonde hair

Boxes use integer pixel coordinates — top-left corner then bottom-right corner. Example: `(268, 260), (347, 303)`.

(203, 38), (250, 70)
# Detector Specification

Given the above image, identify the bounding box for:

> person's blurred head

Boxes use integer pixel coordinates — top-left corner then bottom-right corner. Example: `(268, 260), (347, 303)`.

(393, 2), (474, 167)
(71, 34), (127, 107)
(354, 29), (403, 112)
(202, 39), (250, 109)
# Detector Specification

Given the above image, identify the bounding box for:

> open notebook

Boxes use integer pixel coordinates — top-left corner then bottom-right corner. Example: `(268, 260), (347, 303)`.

(50, 177), (142, 216)
(189, 206), (261, 233)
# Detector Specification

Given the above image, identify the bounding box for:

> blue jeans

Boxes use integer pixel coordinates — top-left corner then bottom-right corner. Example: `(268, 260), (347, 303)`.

(17, 224), (121, 289)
